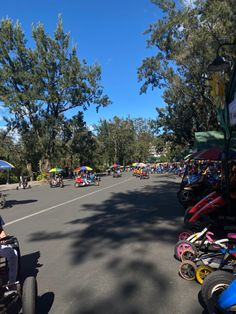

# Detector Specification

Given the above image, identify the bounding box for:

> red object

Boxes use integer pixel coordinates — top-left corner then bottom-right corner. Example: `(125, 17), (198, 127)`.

(188, 191), (219, 214)
(194, 147), (223, 160)
(189, 196), (225, 222)
(75, 177), (83, 183)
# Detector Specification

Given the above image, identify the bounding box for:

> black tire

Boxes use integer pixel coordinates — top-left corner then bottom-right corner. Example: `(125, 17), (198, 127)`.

(74, 182), (79, 188)
(0, 197), (6, 209)
(201, 271), (234, 310)
(95, 181), (99, 186)
(174, 240), (198, 261)
(22, 276), (37, 314)
(179, 189), (195, 206)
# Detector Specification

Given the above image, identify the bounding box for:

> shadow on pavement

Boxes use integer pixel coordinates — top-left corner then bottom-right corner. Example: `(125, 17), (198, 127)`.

(38, 292), (55, 314)
(20, 251), (42, 282)
(28, 176), (202, 313)
(5, 199), (38, 208)
(20, 251), (54, 313)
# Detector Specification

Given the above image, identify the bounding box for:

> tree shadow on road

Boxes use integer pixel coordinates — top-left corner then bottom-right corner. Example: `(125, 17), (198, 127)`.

(27, 176), (203, 314)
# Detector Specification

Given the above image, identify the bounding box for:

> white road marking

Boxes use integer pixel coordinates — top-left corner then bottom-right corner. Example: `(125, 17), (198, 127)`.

(5, 178), (134, 226)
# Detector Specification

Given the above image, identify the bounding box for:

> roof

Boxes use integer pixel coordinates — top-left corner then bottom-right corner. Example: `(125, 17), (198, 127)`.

(194, 131), (236, 151)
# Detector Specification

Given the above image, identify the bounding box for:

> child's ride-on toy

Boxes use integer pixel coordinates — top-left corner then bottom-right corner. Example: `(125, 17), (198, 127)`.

(201, 270), (236, 313)
(0, 235), (37, 313)
(16, 176), (31, 190)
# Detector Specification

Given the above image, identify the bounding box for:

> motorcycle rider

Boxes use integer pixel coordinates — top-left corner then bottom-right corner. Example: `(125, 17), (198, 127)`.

(0, 216), (18, 284)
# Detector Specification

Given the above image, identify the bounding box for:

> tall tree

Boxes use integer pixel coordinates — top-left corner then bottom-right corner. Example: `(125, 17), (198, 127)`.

(138, 0), (236, 153)
(0, 17), (111, 173)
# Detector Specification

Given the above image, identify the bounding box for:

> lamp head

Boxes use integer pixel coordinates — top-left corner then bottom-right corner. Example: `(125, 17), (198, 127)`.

(207, 56), (230, 72)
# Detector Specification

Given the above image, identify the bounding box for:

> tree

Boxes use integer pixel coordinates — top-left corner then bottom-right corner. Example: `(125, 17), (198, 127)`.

(138, 0), (236, 153)
(0, 17), (111, 173)
(95, 117), (156, 166)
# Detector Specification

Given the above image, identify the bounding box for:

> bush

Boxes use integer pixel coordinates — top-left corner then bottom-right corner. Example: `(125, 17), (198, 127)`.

(36, 172), (47, 181)
(10, 175), (19, 183)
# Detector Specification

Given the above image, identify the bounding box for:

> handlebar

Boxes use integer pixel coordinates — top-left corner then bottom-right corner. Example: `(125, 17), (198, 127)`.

(0, 235), (17, 245)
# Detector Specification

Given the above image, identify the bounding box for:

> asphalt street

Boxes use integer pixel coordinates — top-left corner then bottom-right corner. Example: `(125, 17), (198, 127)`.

(1, 173), (205, 314)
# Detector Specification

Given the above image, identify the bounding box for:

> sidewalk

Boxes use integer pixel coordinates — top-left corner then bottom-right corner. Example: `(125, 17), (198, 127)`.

(0, 180), (45, 192)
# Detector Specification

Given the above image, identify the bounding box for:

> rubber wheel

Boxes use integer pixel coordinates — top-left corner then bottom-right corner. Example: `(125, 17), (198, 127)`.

(196, 265), (214, 285)
(174, 240), (197, 261)
(179, 190), (194, 205)
(201, 270), (234, 309)
(95, 181), (99, 186)
(181, 249), (197, 262)
(179, 260), (197, 281)
(178, 229), (194, 241)
(74, 183), (79, 188)
(22, 276), (37, 314)
(0, 197), (5, 209)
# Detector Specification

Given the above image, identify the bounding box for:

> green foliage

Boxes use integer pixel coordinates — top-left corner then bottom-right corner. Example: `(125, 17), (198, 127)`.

(36, 172), (47, 181)
(95, 117), (156, 166)
(139, 0), (236, 153)
(0, 16), (111, 173)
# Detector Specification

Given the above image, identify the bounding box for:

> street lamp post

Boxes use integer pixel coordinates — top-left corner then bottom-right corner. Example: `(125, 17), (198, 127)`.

(208, 43), (236, 215)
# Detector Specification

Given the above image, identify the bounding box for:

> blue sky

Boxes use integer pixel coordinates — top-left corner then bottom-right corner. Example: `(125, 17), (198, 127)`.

(0, 0), (165, 127)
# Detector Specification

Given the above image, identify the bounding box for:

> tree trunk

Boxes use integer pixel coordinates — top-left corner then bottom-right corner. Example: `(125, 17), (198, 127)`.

(26, 163), (33, 181)
(39, 157), (51, 173)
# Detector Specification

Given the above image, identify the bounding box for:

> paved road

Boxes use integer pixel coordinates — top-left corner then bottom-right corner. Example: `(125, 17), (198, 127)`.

(1, 173), (205, 314)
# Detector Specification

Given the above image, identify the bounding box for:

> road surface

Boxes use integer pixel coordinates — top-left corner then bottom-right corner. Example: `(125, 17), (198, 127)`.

(1, 173), (205, 314)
